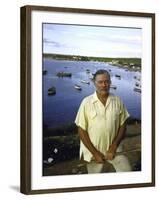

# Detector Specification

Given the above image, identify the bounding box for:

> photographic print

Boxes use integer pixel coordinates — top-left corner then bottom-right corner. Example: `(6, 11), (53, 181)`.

(20, 6), (155, 194)
(42, 24), (142, 176)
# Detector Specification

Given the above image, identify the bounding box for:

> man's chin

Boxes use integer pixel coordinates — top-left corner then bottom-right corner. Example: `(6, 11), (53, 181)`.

(100, 90), (109, 94)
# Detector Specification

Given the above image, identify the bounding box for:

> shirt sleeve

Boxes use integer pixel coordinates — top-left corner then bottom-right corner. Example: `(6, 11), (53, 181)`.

(74, 99), (88, 131)
(119, 99), (130, 126)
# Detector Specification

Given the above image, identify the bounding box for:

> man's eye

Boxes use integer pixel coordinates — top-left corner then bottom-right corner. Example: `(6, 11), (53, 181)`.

(98, 81), (109, 84)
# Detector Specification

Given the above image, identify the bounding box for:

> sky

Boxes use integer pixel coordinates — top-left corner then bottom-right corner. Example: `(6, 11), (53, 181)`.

(43, 23), (142, 58)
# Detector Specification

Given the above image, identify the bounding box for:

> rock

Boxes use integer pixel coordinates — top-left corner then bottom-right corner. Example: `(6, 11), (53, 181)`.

(48, 157), (54, 163)
(72, 168), (78, 174)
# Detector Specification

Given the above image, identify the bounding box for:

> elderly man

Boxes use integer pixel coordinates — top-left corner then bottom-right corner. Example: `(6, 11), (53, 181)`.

(75, 69), (132, 173)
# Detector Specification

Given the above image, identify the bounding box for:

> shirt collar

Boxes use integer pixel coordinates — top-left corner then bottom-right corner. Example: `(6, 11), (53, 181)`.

(92, 92), (99, 103)
(92, 91), (112, 102)
(92, 91), (113, 108)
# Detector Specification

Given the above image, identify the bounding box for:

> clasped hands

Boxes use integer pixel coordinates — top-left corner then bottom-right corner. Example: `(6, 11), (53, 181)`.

(93, 144), (117, 163)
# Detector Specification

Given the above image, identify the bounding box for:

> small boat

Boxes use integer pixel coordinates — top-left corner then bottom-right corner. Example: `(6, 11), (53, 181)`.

(134, 88), (141, 93)
(86, 69), (90, 73)
(110, 85), (117, 89)
(89, 76), (94, 80)
(134, 76), (140, 81)
(135, 82), (140, 87)
(48, 86), (56, 95)
(74, 84), (82, 90)
(115, 74), (121, 79)
(43, 70), (47, 75)
(108, 69), (111, 72)
(81, 80), (90, 84)
(56, 72), (72, 77)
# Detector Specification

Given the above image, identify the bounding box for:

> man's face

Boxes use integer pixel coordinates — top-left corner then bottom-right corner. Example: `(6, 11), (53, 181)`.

(94, 73), (111, 95)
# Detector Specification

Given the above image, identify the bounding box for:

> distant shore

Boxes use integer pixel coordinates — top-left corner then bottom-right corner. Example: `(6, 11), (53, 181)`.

(43, 53), (141, 72)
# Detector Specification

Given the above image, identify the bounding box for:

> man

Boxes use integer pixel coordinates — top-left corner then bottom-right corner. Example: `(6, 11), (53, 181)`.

(75, 69), (132, 173)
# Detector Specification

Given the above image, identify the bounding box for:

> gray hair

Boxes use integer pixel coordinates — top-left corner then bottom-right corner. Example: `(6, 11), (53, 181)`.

(93, 69), (110, 81)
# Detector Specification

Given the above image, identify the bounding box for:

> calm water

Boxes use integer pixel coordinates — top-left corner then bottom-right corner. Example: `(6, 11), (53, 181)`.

(43, 59), (141, 128)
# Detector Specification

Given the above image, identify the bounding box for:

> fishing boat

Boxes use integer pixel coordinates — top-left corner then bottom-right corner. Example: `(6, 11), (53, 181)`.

(89, 76), (94, 80)
(56, 72), (72, 77)
(135, 82), (140, 87)
(134, 76), (140, 81)
(134, 88), (141, 93)
(110, 85), (117, 89)
(81, 80), (90, 84)
(115, 74), (121, 79)
(48, 86), (56, 95)
(74, 84), (82, 90)
(43, 70), (47, 75)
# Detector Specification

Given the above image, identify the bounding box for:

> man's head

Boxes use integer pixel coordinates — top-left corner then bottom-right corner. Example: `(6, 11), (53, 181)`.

(93, 69), (111, 95)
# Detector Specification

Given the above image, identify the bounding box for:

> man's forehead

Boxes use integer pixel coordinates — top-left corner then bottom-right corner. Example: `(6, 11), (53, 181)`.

(95, 73), (110, 80)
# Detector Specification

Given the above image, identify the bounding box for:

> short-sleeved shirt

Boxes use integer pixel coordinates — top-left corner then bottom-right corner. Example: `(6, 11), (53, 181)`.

(75, 92), (130, 162)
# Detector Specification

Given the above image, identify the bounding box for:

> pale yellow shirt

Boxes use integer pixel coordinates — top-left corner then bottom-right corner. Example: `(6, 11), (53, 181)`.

(75, 92), (130, 162)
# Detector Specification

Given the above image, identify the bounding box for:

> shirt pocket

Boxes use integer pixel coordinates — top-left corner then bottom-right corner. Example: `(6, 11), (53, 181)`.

(112, 109), (120, 121)
(90, 110), (97, 119)
(113, 113), (120, 121)
(88, 110), (97, 130)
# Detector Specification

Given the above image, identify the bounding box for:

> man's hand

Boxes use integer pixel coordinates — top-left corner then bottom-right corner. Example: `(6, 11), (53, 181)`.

(105, 144), (117, 160)
(105, 121), (127, 160)
(93, 151), (105, 163)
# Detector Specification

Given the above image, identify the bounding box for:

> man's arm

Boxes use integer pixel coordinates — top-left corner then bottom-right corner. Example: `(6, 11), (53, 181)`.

(105, 121), (127, 160)
(78, 127), (105, 163)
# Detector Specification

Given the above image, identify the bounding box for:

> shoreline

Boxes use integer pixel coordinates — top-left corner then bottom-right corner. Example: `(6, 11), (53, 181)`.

(43, 54), (141, 72)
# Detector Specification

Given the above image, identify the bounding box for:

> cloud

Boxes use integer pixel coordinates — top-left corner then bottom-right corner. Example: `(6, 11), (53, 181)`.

(109, 34), (141, 44)
(43, 38), (64, 48)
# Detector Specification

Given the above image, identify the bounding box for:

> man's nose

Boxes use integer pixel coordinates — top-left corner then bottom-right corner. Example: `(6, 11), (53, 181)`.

(102, 82), (107, 87)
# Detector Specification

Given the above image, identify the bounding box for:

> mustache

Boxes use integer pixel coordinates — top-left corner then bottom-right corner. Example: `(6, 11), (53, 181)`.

(100, 88), (109, 91)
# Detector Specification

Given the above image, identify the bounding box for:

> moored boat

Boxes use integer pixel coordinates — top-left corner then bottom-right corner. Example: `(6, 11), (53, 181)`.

(43, 70), (47, 75)
(110, 85), (117, 89)
(48, 86), (56, 95)
(81, 80), (90, 84)
(115, 74), (121, 79)
(74, 84), (82, 90)
(134, 88), (141, 93)
(135, 82), (140, 87)
(56, 72), (72, 77)
(134, 76), (140, 81)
